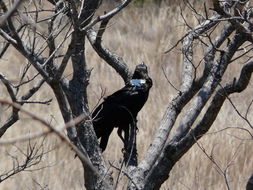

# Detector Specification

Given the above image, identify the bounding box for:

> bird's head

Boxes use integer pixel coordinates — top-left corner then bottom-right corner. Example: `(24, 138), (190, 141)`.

(131, 62), (152, 89)
(132, 62), (148, 79)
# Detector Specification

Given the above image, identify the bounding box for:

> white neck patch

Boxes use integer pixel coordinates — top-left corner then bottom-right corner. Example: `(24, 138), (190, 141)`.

(130, 79), (146, 87)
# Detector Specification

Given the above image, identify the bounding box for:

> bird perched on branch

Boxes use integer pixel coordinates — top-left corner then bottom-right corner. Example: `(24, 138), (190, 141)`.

(92, 63), (152, 152)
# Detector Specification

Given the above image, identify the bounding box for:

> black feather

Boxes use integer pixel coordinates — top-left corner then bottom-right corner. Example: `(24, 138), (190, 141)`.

(92, 63), (152, 151)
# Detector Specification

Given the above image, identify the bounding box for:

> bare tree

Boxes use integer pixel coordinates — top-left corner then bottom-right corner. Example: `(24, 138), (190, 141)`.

(0, 138), (47, 183)
(0, 0), (252, 189)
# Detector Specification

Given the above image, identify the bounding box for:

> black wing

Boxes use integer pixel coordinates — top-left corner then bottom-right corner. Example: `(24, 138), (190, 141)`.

(92, 64), (152, 152)
(92, 85), (149, 151)
(103, 85), (149, 115)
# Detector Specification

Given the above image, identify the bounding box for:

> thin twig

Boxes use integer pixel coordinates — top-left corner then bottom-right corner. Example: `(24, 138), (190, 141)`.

(109, 161), (140, 190)
(161, 66), (181, 93)
(0, 0), (23, 26)
(0, 99), (111, 189)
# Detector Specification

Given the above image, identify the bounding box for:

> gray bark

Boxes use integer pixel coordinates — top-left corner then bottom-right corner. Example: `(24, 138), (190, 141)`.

(0, 1), (252, 190)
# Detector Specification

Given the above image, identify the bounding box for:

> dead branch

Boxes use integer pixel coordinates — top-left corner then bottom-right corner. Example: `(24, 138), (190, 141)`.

(0, 0), (23, 26)
(82, 0), (132, 31)
(0, 79), (45, 137)
(86, 21), (131, 84)
(0, 138), (46, 183)
(0, 99), (113, 190)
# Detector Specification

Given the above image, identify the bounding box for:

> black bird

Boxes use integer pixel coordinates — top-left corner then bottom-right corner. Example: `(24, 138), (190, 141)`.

(92, 63), (152, 152)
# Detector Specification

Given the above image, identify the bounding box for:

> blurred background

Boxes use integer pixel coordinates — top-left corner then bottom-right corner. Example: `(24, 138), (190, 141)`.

(0, 0), (252, 189)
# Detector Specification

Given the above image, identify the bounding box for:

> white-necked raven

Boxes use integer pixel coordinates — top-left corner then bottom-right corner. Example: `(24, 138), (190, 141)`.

(92, 63), (152, 151)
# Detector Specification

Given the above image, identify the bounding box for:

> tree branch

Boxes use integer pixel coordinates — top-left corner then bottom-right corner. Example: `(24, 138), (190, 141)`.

(174, 59), (253, 163)
(0, 79), (45, 138)
(142, 32), (249, 189)
(0, 0), (23, 26)
(172, 28), (244, 144)
(87, 27), (131, 84)
(0, 138), (46, 183)
(134, 16), (233, 185)
(0, 99), (113, 189)
(81, 0), (132, 31)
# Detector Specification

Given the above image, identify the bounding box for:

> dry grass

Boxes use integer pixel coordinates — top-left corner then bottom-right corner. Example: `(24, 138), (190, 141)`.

(0, 2), (252, 190)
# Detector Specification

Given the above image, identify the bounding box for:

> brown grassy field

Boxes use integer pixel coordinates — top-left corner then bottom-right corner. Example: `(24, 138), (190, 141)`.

(0, 2), (252, 190)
